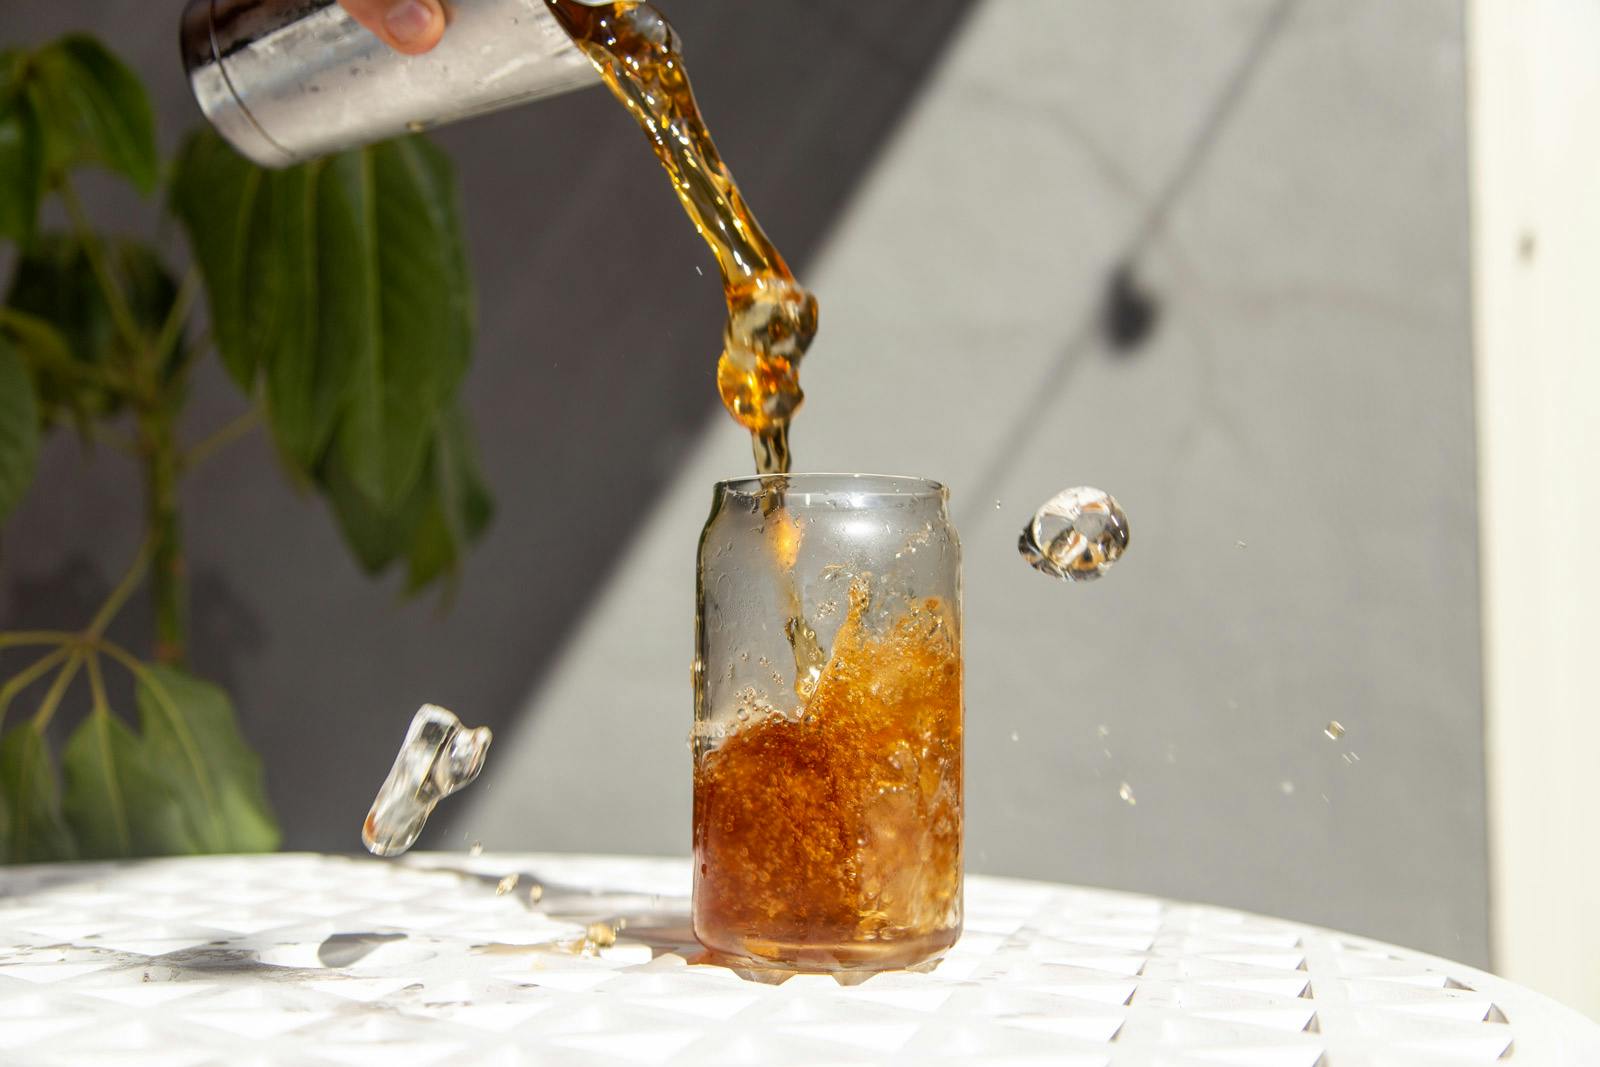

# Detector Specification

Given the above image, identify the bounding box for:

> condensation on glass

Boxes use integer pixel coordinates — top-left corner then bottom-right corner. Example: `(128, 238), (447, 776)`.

(692, 474), (964, 972)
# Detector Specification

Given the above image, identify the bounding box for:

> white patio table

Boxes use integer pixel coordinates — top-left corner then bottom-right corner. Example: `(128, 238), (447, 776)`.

(1, 852), (1596, 1066)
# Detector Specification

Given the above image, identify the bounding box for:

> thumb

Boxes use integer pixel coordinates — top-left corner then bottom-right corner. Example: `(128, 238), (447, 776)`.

(337, 0), (447, 55)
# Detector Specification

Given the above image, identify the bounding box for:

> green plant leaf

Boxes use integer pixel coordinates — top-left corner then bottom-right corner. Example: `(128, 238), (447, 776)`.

(62, 708), (199, 859)
(171, 131), (484, 593)
(133, 663), (279, 854)
(0, 334), (40, 521)
(170, 133), (472, 508)
(406, 408), (494, 594)
(0, 307), (95, 437)
(316, 407), (494, 592)
(320, 444), (435, 575)
(0, 75), (44, 243)
(0, 723), (77, 864)
(4, 232), (186, 422)
(168, 129), (261, 386)
(250, 162), (348, 469)
(24, 35), (157, 193)
(332, 137), (473, 509)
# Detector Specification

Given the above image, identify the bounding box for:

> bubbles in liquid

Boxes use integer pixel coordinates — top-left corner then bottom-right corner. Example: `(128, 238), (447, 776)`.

(1324, 720), (1345, 740)
(362, 705), (492, 857)
(1019, 487), (1130, 582)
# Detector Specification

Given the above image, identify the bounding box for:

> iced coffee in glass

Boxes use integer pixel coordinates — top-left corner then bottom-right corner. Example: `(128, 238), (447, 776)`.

(692, 474), (963, 973)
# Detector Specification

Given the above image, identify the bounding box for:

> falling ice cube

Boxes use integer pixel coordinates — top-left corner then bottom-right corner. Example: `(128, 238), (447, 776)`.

(1019, 486), (1130, 582)
(362, 704), (492, 857)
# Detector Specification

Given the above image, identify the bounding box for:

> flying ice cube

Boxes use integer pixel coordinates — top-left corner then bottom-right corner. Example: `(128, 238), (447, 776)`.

(362, 704), (492, 857)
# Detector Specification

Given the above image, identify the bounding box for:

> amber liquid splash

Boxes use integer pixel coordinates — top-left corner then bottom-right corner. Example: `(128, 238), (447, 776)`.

(692, 581), (964, 971)
(546, 0), (818, 475)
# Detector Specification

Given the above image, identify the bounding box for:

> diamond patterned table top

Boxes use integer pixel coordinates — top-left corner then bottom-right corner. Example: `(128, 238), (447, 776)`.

(1, 852), (1596, 1066)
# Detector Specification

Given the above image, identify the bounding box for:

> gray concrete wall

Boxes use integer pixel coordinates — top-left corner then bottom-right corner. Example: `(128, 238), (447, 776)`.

(1, 1), (1487, 965)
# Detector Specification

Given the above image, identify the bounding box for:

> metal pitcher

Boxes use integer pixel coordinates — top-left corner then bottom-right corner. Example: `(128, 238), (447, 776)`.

(180, 0), (600, 168)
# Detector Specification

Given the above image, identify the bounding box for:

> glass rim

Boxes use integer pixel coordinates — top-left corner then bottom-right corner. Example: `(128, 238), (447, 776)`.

(715, 472), (946, 497)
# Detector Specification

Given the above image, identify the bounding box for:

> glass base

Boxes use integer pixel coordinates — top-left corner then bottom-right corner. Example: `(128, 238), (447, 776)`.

(694, 925), (960, 976)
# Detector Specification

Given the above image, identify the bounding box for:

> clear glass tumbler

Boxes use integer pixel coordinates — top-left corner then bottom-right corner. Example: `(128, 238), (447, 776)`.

(692, 474), (963, 972)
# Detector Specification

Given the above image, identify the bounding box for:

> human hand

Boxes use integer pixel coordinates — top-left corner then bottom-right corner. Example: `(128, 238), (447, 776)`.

(336, 0), (446, 54)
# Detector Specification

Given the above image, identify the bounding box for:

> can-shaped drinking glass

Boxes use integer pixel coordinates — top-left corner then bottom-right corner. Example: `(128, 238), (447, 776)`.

(692, 474), (963, 972)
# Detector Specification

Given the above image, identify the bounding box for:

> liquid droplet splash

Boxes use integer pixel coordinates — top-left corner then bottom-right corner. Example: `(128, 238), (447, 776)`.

(362, 705), (492, 857)
(1324, 720), (1345, 740)
(1118, 782), (1137, 806)
(1019, 487), (1130, 582)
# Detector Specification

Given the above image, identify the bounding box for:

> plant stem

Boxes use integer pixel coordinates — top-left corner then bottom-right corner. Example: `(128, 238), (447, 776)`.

(0, 646), (72, 733)
(0, 632), (76, 650)
(57, 177), (144, 359)
(151, 268), (200, 376)
(183, 408), (261, 472)
(139, 410), (187, 666)
(30, 651), (85, 732)
(86, 652), (111, 719)
(84, 652), (133, 854)
(86, 537), (154, 640)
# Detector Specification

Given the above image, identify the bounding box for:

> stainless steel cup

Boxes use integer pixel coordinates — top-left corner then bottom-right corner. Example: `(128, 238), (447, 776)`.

(180, 0), (600, 168)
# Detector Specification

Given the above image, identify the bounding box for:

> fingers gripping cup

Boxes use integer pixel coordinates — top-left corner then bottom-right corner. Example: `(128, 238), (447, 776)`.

(692, 475), (964, 973)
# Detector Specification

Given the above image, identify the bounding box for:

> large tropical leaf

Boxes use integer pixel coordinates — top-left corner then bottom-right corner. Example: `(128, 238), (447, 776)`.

(320, 444), (435, 576)
(4, 233), (186, 396)
(172, 130), (488, 592)
(405, 408), (494, 594)
(133, 664), (279, 854)
(167, 130), (260, 385)
(0, 334), (39, 521)
(0, 724), (76, 864)
(318, 405), (493, 593)
(0, 307), (96, 437)
(0, 59), (44, 243)
(22, 35), (157, 192)
(172, 132), (471, 501)
(62, 709), (199, 859)
(331, 137), (473, 509)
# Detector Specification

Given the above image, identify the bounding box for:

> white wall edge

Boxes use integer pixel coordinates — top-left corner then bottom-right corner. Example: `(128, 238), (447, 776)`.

(1470, 0), (1600, 1020)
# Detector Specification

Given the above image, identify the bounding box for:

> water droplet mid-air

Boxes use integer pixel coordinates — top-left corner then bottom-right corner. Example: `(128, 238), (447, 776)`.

(1019, 487), (1130, 582)
(1324, 721), (1345, 740)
